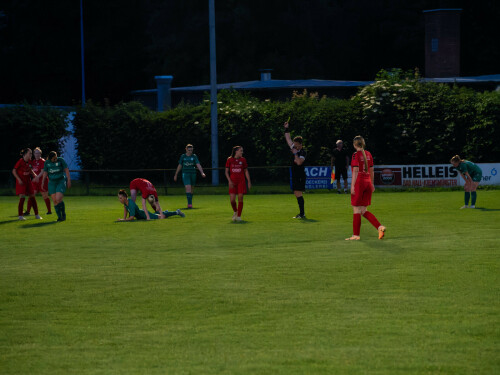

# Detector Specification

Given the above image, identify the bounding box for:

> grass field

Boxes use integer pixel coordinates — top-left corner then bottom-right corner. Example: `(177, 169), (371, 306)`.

(1, 191), (499, 374)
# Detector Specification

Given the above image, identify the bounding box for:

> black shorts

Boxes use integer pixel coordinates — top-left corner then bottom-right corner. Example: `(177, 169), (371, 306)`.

(335, 167), (348, 181)
(291, 174), (306, 191)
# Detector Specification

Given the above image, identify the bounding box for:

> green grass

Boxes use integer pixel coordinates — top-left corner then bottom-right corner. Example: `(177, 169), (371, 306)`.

(1, 191), (499, 374)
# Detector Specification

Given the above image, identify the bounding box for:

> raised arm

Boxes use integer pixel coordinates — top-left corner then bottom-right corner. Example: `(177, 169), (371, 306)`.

(284, 122), (293, 148)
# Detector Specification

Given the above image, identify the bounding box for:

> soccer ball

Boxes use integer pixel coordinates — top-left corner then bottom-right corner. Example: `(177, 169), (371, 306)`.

(147, 194), (155, 204)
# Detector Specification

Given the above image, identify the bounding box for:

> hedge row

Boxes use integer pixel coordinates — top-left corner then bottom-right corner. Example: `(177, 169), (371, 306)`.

(0, 105), (68, 171)
(4, 70), (500, 174)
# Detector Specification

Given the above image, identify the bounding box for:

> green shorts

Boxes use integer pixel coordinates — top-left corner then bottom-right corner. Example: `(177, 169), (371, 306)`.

(471, 172), (482, 183)
(48, 179), (67, 195)
(182, 173), (196, 186)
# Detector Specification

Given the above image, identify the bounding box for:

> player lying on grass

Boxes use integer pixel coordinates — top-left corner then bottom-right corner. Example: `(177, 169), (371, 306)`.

(129, 178), (166, 219)
(346, 136), (386, 241)
(450, 155), (482, 209)
(117, 190), (184, 221)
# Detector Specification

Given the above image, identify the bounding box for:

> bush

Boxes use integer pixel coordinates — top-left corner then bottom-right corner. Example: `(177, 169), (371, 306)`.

(0, 104), (68, 171)
(72, 72), (500, 177)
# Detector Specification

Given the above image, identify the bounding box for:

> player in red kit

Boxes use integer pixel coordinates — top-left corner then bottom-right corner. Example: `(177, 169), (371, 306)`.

(24, 147), (52, 216)
(345, 136), (385, 240)
(225, 146), (251, 221)
(129, 178), (166, 220)
(12, 148), (41, 220)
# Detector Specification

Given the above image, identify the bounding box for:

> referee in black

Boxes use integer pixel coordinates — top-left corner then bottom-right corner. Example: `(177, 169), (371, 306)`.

(284, 121), (307, 218)
(331, 139), (350, 193)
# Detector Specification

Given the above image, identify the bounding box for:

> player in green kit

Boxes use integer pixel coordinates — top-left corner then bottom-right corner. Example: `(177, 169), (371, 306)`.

(117, 190), (185, 221)
(39, 151), (71, 221)
(450, 155), (483, 209)
(173, 144), (206, 208)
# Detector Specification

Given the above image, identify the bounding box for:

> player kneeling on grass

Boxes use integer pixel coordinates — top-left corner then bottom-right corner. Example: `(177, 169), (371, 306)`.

(346, 136), (386, 241)
(129, 178), (167, 220)
(117, 190), (184, 221)
(450, 155), (482, 209)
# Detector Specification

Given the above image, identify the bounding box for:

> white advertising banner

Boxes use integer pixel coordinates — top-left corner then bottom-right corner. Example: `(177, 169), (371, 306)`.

(300, 163), (500, 189)
(373, 163), (500, 187)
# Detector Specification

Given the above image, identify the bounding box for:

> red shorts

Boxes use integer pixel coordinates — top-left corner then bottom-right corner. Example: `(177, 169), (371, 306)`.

(229, 179), (247, 195)
(16, 179), (35, 196)
(33, 179), (48, 193)
(351, 178), (372, 206)
(141, 189), (158, 200)
(129, 181), (158, 200)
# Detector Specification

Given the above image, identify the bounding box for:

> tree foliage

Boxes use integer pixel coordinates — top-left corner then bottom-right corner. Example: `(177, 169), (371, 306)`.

(0, 105), (68, 171)
(71, 72), (500, 174)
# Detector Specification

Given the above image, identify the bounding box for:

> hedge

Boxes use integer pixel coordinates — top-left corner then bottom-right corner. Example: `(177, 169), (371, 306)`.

(4, 70), (500, 176)
(0, 104), (68, 171)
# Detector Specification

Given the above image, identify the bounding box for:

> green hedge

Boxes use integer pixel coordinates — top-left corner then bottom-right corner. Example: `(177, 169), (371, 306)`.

(0, 105), (68, 171)
(5, 70), (499, 177)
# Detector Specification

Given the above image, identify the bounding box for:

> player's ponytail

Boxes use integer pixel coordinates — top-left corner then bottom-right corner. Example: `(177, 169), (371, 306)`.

(353, 136), (369, 173)
(20, 148), (32, 157)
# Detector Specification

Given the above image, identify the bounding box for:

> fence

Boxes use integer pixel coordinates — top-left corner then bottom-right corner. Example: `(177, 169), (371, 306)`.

(0, 166), (293, 195)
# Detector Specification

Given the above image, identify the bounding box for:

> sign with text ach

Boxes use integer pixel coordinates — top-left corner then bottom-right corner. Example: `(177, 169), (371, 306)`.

(290, 167), (336, 190)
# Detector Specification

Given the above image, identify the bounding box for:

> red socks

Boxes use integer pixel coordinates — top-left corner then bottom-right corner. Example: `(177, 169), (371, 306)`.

(44, 198), (51, 213)
(353, 213), (361, 236)
(231, 201), (237, 212)
(237, 201), (243, 217)
(363, 211), (381, 229)
(29, 197), (39, 215)
(18, 198), (25, 216)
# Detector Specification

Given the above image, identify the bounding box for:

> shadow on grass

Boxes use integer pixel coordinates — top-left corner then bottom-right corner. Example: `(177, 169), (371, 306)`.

(473, 207), (500, 211)
(230, 220), (251, 224)
(295, 218), (319, 223)
(0, 219), (21, 225)
(20, 221), (59, 228)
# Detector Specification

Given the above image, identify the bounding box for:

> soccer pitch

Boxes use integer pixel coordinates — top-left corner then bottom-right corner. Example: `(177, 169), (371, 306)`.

(1, 191), (499, 374)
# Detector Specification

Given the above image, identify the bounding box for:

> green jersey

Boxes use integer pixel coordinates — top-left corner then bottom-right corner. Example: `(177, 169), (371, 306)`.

(456, 160), (482, 177)
(125, 198), (158, 220)
(179, 154), (200, 174)
(43, 157), (68, 180)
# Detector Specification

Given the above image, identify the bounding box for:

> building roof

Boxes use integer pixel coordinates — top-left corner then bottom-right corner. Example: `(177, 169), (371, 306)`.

(169, 78), (372, 92)
(422, 74), (500, 83)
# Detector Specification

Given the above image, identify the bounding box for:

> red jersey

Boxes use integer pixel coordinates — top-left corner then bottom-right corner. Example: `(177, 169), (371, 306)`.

(31, 158), (46, 177)
(14, 158), (33, 182)
(225, 157), (248, 182)
(129, 178), (158, 198)
(351, 150), (373, 178)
